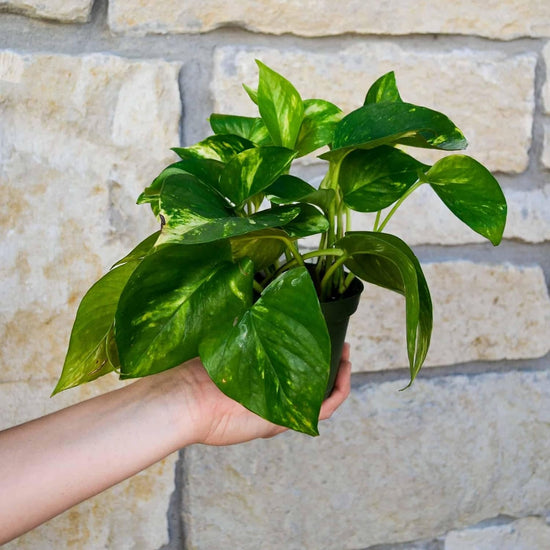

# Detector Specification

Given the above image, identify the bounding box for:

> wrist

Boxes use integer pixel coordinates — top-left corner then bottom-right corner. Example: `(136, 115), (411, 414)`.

(140, 359), (209, 448)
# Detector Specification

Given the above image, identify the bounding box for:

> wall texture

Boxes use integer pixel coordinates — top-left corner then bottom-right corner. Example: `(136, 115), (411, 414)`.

(1, 1), (550, 549)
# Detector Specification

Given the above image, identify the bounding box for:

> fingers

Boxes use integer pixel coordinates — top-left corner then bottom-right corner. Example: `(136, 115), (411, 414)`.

(319, 343), (351, 420)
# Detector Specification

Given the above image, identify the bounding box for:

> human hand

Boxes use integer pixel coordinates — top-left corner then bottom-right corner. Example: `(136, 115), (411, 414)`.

(173, 343), (352, 446)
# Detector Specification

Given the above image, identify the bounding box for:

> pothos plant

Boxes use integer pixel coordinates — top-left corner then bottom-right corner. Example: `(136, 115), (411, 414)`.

(54, 61), (507, 436)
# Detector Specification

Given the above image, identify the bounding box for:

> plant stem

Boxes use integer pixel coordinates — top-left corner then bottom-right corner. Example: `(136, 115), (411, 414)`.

(377, 180), (423, 233)
(319, 255), (349, 300)
(253, 280), (263, 294)
(303, 249), (344, 261)
(373, 210), (381, 232)
(284, 239), (304, 266)
(262, 248), (345, 289)
(342, 271), (356, 292)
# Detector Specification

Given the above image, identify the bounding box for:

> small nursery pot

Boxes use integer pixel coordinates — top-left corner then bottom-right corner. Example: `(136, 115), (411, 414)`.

(320, 277), (364, 397)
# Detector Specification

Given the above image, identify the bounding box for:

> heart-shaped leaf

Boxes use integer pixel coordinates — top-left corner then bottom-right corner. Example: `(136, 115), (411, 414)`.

(116, 244), (254, 378)
(173, 134), (254, 163)
(137, 158), (225, 214)
(157, 172), (300, 245)
(340, 231), (432, 385)
(199, 267), (330, 435)
(52, 260), (140, 394)
(157, 173), (233, 236)
(330, 102), (467, 153)
(339, 146), (428, 212)
(426, 155), (507, 245)
(364, 71), (403, 105)
(295, 99), (343, 157)
(219, 146), (296, 207)
(256, 60), (304, 149)
(210, 114), (272, 145)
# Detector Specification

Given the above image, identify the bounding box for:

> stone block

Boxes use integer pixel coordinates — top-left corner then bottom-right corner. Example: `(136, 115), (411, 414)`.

(108, 0), (550, 39)
(543, 121), (550, 168)
(301, 185), (550, 246)
(347, 261), (550, 372)
(213, 45), (535, 173)
(543, 43), (550, 114)
(182, 368), (550, 549)
(445, 516), (550, 550)
(0, 0), (92, 22)
(0, 50), (181, 383)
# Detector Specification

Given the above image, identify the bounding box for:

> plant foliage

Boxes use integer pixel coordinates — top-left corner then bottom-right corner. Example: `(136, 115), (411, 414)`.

(55, 62), (507, 435)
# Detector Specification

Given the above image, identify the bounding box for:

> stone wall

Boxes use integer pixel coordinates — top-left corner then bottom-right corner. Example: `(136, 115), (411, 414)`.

(1, 1), (549, 548)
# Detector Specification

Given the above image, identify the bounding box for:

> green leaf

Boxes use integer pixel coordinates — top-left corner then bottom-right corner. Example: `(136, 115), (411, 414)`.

(158, 184), (300, 246)
(210, 114), (271, 145)
(218, 146), (297, 207)
(364, 71), (403, 105)
(52, 261), (139, 394)
(295, 99), (343, 157)
(266, 175), (336, 214)
(330, 102), (467, 153)
(425, 155), (507, 245)
(137, 163), (187, 215)
(112, 231), (160, 268)
(157, 172), (299, 246)
(172, 134), (254, 163)
(340, 231), (432, 385)
(243, 83), (258, 105)
(199, 267), (331, 436)
(283, 204), (329, 238)
(256, 60), (304, 149)
(339, 146), (428, 212)
(230, 228), (287, 271)
(265, 174), (317, 203)
(116, 244), (254, 378)
(138, 159), (226, 215)
(157, 172), (232, 237)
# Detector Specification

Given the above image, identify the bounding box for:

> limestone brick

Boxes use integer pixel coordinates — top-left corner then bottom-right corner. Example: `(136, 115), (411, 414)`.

(108, 0), (550, 39)
(183, 369), (550, 549)
(445, 516), (550, 550)
(347, 261), (550, 372)
(339, 185), (550, 245)
(0, 0), (92, 22)
(0, 50), (181, 383)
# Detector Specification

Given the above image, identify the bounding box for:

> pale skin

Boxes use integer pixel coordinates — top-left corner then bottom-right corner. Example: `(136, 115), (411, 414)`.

(0, 344), (351, 545)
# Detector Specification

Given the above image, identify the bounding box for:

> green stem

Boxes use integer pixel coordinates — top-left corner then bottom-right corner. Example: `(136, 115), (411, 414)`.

(373, 210), (381, 232)
(377, 180), (423, 233)
(303, 249), (344, 261)
(284, 239), (304, 266)
(342, 271), (356, 293)
(263, 248), (345, 289)
(337, 201), (345, 241)
(320, 255), (349, 300)
(253, 280), (263, 294)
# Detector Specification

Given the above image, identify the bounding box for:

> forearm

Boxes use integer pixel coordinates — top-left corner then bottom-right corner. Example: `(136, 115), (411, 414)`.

(0, 350), (351, 544)
(0, 367), (193, 545)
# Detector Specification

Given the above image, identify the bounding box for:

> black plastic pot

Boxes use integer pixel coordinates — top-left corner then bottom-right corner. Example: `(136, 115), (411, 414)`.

(320, 276), (364, 397)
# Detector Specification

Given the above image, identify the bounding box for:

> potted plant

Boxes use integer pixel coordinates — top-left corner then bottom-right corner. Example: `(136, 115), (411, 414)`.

(53, 61), (507, 436)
